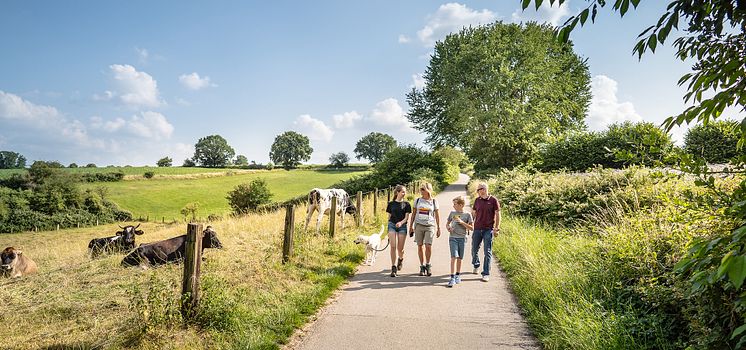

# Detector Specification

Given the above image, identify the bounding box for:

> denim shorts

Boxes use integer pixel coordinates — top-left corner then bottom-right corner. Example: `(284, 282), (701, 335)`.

(387, 221), (407, 235)
(449, 236), (466, 258)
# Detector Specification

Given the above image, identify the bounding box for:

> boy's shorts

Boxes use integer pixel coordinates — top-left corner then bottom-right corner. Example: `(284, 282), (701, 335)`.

(449, 236), (465, 258)
(387, 221), (407, 235)
(414, 224), (436, 245)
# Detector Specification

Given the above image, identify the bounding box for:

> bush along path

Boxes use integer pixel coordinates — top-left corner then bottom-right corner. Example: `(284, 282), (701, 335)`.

(287, 174), (539, 350)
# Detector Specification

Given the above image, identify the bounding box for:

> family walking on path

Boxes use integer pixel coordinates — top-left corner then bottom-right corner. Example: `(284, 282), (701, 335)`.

(289, 174), (539, 350)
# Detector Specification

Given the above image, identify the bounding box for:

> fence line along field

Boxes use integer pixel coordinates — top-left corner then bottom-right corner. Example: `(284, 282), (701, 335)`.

(0, 191), (387, 349)
(83, 168), (369, 220)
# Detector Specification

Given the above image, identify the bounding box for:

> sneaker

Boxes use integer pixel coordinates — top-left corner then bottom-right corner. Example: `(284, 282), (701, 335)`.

(455, 275), (461, 284)
(472, 266), (479, 274)
(419, 265), (426, 276)
(481, 275), (490, 282)
(447, 277), (455, 288)
(397, 257), (403, 271)
(425, 263), (432, 276)
(390, 265), (397, 277)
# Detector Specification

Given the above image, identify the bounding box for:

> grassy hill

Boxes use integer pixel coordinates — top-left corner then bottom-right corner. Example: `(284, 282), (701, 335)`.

(0, 195), (386, 349)
(83, 168), (368, 220)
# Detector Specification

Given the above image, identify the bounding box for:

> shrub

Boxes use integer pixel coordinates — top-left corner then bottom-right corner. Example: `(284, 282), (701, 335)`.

(684, 120), (742, 163)
(156, 157), (172, 167)
(183, 159), (196, 167)
(328, 152), (350, 168)
(538, 131), (608, 171)
(226, 179), (273, 214)
(538, 122), (676, 171)
(82, 172), (125, 182)
(143, 171), (155, 179)
(85, 163), (97, 168)
(373, 145), (448, 187)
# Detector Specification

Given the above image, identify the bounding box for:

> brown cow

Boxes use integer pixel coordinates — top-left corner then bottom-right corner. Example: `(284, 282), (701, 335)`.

(1, 247), (38, 278)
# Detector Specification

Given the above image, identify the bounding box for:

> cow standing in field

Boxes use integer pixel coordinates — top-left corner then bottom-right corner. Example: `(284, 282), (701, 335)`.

(88, 224), (144, 258)
(304, 188), (357, 233)
(120, 226), (223, 267)
(1, 247), (38, 278)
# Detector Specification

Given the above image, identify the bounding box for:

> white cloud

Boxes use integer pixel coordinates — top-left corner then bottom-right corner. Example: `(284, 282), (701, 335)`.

(411, 74), (426, 89)
(179, 72), (216, 90)
(511, 0), (571, 26)
(369, 98), (416, 132)
(293, 114), (334, 142)
(417, 3), (496, 47)
(92, 90), (114, 101)
(0, 90), (62, 126)
(90, 111), (174, 140)
(110, 64), (163, 108)
(332, 111), (363, 129)
(135, 47), (149, 63)
(587, 75), (642, 131)
(398, 34), (411, 43)
(175, 97), (191, 106)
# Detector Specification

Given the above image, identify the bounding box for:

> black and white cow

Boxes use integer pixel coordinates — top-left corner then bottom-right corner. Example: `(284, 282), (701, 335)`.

(88, 224), (144, 258)
(304, 188), (357, 233)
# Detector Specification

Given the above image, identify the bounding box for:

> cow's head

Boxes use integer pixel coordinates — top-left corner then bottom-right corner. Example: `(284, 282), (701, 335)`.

(345, 204), (357, 215)
(1, 247), (20, 272)
(118, 223), (144, 246)
(202, 226), (223, 249)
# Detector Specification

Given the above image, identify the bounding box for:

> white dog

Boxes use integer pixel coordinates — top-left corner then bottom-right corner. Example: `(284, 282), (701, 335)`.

(354, 225), (387, 266)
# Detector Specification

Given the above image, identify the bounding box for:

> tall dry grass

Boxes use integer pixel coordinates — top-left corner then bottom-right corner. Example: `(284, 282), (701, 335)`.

(0, 193), (386, 349)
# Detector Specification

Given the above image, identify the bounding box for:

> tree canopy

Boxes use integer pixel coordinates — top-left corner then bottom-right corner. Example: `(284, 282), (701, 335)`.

(406, 22), (591, 170)
(329, 152), (350, 168)
(269, 131), (313, 170)
(354, 132), (397, 163)
(0, 151), (27, 169)
(192, 135), (235, 168)
(524, 0), (746, 142)
(234, 155), (249, 166)
(156, 157), (172, 167)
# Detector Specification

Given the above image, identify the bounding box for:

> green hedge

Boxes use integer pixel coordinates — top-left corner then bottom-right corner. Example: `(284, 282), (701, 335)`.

(684, 120), (743, 163)
(478, 168), (741, 349)
(538, 122), (676, 171)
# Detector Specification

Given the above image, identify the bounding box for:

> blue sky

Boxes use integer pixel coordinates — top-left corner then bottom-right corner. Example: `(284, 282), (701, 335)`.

(1, 1), (742, 166)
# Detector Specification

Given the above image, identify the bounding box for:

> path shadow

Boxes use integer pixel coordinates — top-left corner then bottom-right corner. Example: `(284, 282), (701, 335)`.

(343, 269), (484, 291)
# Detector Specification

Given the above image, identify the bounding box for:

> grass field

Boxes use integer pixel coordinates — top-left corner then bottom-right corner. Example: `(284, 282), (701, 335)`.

(0, 194), (387, 349)
(83, 169), (368, 220)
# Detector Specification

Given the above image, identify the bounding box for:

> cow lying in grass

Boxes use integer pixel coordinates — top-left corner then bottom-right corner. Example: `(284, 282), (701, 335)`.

(120, 226), (223, 267)
(1, 247), (38, 278)
(88, 224), (144, 258)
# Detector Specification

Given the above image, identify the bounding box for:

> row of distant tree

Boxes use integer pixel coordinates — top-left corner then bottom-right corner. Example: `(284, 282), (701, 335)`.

(0, 131), (396, 170)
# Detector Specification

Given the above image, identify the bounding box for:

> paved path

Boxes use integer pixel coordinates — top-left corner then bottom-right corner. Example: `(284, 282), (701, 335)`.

(288, 174), (540, 350)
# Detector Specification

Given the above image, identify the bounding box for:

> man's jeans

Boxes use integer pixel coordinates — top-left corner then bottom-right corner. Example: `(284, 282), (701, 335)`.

(471, 228), (493, 276)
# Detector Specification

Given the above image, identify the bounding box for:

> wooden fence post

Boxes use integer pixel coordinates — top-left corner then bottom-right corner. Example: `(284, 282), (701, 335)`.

(373, 188), (378, 214)
(387, 187), (391, 203)
(181, 223), (203, 319)
(282, 205), (295, 264)
(329, 198), (337, 237)
(357, 191), (363, 226)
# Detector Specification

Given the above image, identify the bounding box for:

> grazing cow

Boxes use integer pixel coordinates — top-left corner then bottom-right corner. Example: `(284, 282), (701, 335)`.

(120, 226), (223, 267)
(304, 188), (357, 233)
(1, 247), (38, 278)
(88, 224), (144, 258)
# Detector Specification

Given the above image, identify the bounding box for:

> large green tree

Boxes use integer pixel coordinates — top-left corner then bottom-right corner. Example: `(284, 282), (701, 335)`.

(406, 22), (591, 170)
(0, 151), (26, 169)
(192, 135), (235, 168)
(354, 132), (397, 163)
(269, 131), (313, 170)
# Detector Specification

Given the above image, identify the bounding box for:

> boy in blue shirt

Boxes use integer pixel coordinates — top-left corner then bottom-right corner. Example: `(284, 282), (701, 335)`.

(446, 195), (473, 287)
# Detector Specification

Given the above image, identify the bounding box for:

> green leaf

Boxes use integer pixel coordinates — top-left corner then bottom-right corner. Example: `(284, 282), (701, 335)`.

(648, 34), (658, 52)
(732, 324), (746, 340)
(728, 255), (746, 289)
(620, 0), (630, 16)
(630, 0), (640, 7)
(522, 0), (531, 10)
(535, 0), (544, 11)
(580, 9), (589, 25)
